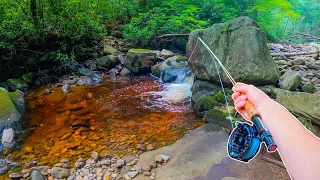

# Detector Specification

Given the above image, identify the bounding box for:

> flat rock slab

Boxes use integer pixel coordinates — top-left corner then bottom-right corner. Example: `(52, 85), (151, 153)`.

(136, 124), (290, 180)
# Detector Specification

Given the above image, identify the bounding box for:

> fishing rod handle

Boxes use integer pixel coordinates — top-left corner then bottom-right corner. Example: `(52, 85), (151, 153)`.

(244, 100), (261, 120)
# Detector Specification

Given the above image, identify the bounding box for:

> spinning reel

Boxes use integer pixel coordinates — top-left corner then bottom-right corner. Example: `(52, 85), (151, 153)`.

(227, 115), (277, 162)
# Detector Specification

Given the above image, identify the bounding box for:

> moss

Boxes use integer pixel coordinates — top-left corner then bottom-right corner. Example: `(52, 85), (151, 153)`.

(175, 55), (186, 63)
(302, 83), (315, 93)
(298, 117), (317, 134)
(166, 60), (172, 66)
(130, 48), (150, 53)
(204, 109), (233, 130)
(195, 96), (220, 113)
(214, 91), (225, 103)
(9, 92), (21, 99)
(7, 79), (28, 91)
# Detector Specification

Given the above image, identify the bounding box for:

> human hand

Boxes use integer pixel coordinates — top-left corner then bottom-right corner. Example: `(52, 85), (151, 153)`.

(232, 83), (272, 120)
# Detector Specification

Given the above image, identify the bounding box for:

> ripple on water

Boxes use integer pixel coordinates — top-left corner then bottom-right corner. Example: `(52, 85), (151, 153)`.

(9, 76), (204, 168)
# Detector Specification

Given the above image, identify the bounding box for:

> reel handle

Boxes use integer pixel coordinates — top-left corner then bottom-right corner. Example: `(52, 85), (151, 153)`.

(244, 100), (261, 120)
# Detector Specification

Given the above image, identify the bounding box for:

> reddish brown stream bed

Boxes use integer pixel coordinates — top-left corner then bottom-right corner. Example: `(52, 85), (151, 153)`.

(10, 76), (204, 167)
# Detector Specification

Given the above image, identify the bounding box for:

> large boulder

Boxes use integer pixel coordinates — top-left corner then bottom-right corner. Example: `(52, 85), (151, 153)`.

(186, 16), (280, 86)
(274, 89), (320, 123)
(0, 88), (21, 132)
(125, 49), (159, 74)
(279, 70), (302, 91)
(191, 80), (221, 105)
(151, 55), (187, 78)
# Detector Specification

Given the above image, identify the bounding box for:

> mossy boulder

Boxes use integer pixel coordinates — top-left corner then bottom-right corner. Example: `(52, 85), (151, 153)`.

(194, 96), (220, 116)
(22, 72), (34, 84)
(302, 83), (315, 93)
(125, 49), (159, 74)
(213, 91), (225, 103)
(279, 70), (302, 91)
(9, 92), (25, 114)
(274, 89), (320, 123)
(186, 16), (280, 86)
(0, 88), (21, 132)
(204, 109), (233, 131)
(298, 117), (317, 135)
(103, 45), (118, 55)
(97, 55), (117, 69)
(191, 80), (221, 105)
(7, 79), (28, 91)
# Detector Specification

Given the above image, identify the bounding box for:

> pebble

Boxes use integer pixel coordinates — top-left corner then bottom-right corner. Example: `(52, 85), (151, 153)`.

(21, 169), (31, 174)
(9, 173), (22, 178)
(91, 151), (99, 160)
(143, 171), (151, 176)
(97, 177), (102, 180)
(50, 167), (70, 178)
(23, 173), (30, 178)
(116, 159), (125, 168)
(68, 175), (76, 180)
(86, 158), (96, 165)
(96, 168), (102, 174)
(98, 173), (104, 177)
(154, 155), (163, 164)
(54, 162), (65, 167)
(147, 144), (154, 151)
(48, 176), (54, 180)
(136, 144), (146, 151)
(111, 174), (117, 178)
(159, 155), (170, 162)
(82, 168), (89, 175)
(150, 176), (156, 180)
(108, 168), (115, 172)
(76, 175), (83, 180)
(142, 165), (151, 171)
(150, 163), (157, 168)
(97, 159), (111, 166)
(80, 171), (85, 176)
(130, 165), (141, 171)
(126, 158), (139, 166)
(121, 155), (136, 164)
(62, 83), (70, 94)
(61, 159), (70, 163)
(83, 175), (89, 180)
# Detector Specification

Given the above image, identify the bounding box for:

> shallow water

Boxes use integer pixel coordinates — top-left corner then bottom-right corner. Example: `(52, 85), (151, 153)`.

(9, 76), (204, 167)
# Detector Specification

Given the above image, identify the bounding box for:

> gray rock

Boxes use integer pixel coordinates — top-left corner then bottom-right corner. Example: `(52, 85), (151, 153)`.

(97, 159), (111, 166)
(191, 80), (221, 105)
(125, 171), (138, 179)
(0, 88), (21, 132)
(30, 170), (45, 180)
(124, 49), (158, 74)
(162, 67), (191, 83)
(97, 55), (117, 69)
(292, 58), (305, 65)
(68, 175), (75, 180)
(50, 167), (70, 178)
(160, 49), (174, 57)
(159, 155), (170, 162)
(1, 128), (14, 146)
(9, 91), (25, 114)
(186, 16), (280, 86)
(119, 67), (132, 76)
(279, 70), (302, 91)
(9, 173), (22, 178)
(116, 159), (125, 168)
(91, 151), (99, 160)
(274, 89), (320, 123)
(62, 84), (70, 94)
(151, 55), (187, 78)
(103, 45), (118, 55)
(204, 109), (233, 131)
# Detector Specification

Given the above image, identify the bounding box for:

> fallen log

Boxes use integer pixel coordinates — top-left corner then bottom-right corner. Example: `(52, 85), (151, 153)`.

(271, 51), (318, 57)
(157, 34), (189, 39)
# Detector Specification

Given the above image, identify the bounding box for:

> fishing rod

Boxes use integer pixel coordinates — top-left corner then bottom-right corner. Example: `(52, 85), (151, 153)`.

(197, 37), (277, 162)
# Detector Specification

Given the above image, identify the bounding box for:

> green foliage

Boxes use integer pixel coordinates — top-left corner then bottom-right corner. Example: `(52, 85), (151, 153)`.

(123, 0), (208, 47)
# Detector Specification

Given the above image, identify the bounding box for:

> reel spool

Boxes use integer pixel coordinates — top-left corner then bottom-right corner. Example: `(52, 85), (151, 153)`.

(228, 116), (277, 162)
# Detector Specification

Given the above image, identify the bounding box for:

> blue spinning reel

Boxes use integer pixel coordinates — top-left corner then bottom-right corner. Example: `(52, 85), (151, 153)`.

(228, 115), (277, 162)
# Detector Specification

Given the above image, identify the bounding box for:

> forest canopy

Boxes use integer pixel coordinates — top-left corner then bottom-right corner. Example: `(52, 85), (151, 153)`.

(0, 0), (319, 52)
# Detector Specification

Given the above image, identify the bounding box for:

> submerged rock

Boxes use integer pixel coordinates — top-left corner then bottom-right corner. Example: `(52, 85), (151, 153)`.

(7, 79), (28, 91)
(279, 70), (302, 91)
(0, 88), (21, 132)
(125, 49), (159, 74)
(186, 16), (280, 86)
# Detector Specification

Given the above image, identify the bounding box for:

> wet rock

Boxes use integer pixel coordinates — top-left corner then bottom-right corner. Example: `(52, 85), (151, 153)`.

(125, 49), (159, 74)
(204, 109), (233, 131)
(109, 69), (117, 79)
(0, 88), (21, 132)
(97, 55), (117, 69)
(160, 49), (174, 57)
(187, 16), (280, 85)
(49, 167), (70, 178)
(302, 83), (315, 93)
(116, 159), (125, 168)
(7, 79), (28, 91)
(103, 45), (118, 55)
(31, 170), (45, 180)
(151, 55), (187, 78)
(136, 144), (146, 151)
(9, 91), (25, 114)
(124, 171), (138, 179)
(119, 67), (132, 76)
(75, 159), (85, 168)
(62, 84), (70, 94)
(193, 96), (220, 116)
(279, 70), (302, 91)
(1, 128), (14, 146)
(91, 151), (99, 160)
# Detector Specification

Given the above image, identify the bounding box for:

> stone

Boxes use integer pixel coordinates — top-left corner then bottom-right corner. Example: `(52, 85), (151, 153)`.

(86, 158), (95, 165)
(275, 60), (290, 66)
(160, 49), (174, 57)
(186, 16), (280, 86)
(0, 88), (21, 132)
(1, 128), (14, 146)
(143, 171), (151, 176)
(151, 55), (187, 78)
(193, 96), (220, 116)
(83, 175), (89, 180)
(125, 171), (138, 179)
(119, 67), (132, 76)
(292, 58), (305, 65)
(97, 159), (111, 166)
(9, 91), (25, 114)
(158, 155), (170, 162)
(30, 170), (45, 180)
(141, 165), (151, 171)
(62, 84), (70, 94)
(125, 49), (159, 74)
(116, 159), (125, 168)
(279, 70), (302, 91)
(91, 151), (99, 160)
(103, 45), (118, 55)
(7, 79), (28, 91)
(9, 173), (22, 178)
(54, 162), (64, 167)
(136, 144), (146, 151)
(22, 72), (34, 84)
(76, 175), (83, 180)
(302, 83), (315, 93)
(97, 55), (117, 69)
(22, 169), (31, 174)
(274, 89), (320, 123)
(154, 155), (163, 164)
(68, 175), (76, 180)
(49, 167), (70, 178)
(130, 166), (141, 171)
(307, 63), (320, 70)
(204, 109), (233, 131)
(121, 155), (136, 164)
(161, 67), (192, 83)
(191, 80), (221, 104)
(147, 144), (154, 151)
